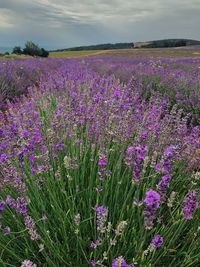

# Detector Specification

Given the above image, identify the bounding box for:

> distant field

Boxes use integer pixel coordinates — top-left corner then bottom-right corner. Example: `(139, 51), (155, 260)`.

(90, 46), (200, 58)
(49, 50), (106, 58)
(0, 50), (104, 59)
(1, 46), (200, 59)
(49, 46), (200, 58)
(0, 54), (31, 59)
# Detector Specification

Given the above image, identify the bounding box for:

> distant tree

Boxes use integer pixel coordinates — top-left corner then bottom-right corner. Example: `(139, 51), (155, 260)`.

(22, 42), (49, 57)
(23, 41), (41, 56)
(12, 46), (22, 55)
(4, 52), (10, 56)
(40, 48), (49, 57)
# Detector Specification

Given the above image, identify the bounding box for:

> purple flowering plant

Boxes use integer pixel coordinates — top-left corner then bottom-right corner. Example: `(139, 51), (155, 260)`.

(0, 56), (199, 266)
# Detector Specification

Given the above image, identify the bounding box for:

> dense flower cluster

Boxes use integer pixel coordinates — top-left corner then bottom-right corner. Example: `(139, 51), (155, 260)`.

(0, 58), (63, 109)
(88, 57), (200, 118)
(0, 57), (199, 266)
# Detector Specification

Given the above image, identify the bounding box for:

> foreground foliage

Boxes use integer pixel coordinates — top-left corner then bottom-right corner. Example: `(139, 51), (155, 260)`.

(0, 58), (199, 267)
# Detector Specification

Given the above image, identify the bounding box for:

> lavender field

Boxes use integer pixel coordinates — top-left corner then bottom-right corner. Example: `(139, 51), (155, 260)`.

(0, 56), (200, 267)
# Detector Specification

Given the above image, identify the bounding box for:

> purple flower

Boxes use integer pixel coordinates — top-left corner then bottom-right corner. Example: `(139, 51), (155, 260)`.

(31, 167), (36, 174)
(0, 200), (6, 211)
(125, 146), (134, 166)
(144, 190), (160, 208)
(90, 241), (97, 249)
(21, 260), (37, 267)
(90, 237), (102, 249)
(21, 130), (29, 138)
(98, 154), (108, 181)
(125, 144), (147, 183)
(55, 141), (63, 151)
(144, 189), (161, 229)
(142, 130), (148, 140)
(157, 174), (172, 202)
(112, 256), (135, 267)
(16, 196), (29, 214)
(0, 154), (9, 163)
(29, 154), (36, 163)
(98, 154), (108, 167)
(41, 215), (48, 221)
(155, 162), (162, 171)
(96, 205), (108, 233)
(24, 215), (41, 240)
(164, 145), (174, 158)
(151, 234), (164, 249)
(90, 259), (97, 266)
(135, 145), (147, 161)
(183, 191), (199, 220)
(24, 215), (35, 229)
(0, 142), (8, 150)
(163, 145), (175, 175)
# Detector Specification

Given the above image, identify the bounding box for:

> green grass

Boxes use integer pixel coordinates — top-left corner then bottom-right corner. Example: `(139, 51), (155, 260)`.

(49, 47), (200, 59)
(87, 47), (200, 58)
(49, 50), (105, 58)
(0, 54), (31, 59)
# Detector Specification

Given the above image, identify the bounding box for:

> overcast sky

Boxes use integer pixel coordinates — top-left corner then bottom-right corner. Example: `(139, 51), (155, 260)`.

(0, 0), (199, 49)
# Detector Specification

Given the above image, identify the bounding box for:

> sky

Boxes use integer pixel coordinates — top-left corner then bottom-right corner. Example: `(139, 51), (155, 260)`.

(0, 0), (199, 50)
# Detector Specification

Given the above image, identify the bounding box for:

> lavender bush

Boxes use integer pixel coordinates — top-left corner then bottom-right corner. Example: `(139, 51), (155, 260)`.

(0, 58), (63, 109)
(0, 58), (199, 266)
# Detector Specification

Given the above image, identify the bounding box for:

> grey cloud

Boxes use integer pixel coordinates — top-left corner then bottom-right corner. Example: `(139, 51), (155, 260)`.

(0, 0), (199, 48)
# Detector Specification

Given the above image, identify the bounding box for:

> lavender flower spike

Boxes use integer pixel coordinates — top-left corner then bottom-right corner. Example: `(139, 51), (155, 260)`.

(144, 189), (161, 229)
(183, 191), (199, 220)
(0, 200), (6, 211)
(21, 260), (37, 267)
(157, 174), (172, 202)
(112, 256), (135, 267)
(98, 154), (108, 181)
(96, 205), (108, 233)
(151, 234), (164, 249)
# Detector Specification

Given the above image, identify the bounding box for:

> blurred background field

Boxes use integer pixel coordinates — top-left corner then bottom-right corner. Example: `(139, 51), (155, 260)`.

(1, 46), (200, 59)
(49, 50), (104, 58)
(50, 47), (200, 58)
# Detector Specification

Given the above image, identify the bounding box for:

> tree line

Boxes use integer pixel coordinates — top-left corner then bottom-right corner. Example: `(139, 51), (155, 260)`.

(52, 39), (200, 52)
(144, 39), (200, 48)
(53, 42), (133, 52)
(12, 41), (49, 57)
